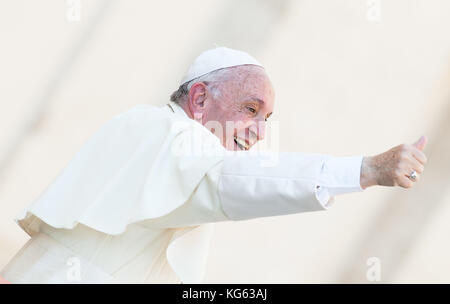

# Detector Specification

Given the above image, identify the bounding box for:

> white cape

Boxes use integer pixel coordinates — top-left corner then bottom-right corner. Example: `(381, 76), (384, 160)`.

(14, 103), (225, 283)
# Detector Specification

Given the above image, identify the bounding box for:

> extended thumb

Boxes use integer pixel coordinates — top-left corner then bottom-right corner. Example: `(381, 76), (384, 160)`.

(413, 135), (427, 150)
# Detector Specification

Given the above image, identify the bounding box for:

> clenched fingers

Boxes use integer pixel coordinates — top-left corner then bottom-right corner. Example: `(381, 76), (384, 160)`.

(411, 147), (428, 166)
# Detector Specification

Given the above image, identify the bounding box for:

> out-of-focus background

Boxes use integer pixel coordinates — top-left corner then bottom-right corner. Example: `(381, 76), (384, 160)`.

(1, 0), (449, 283)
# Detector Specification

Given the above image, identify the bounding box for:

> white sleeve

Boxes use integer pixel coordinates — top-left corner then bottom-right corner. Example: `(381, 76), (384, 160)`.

(143, 153), (364, 227)
(217, 152), (364, 221)
(315, 155), (364, 208)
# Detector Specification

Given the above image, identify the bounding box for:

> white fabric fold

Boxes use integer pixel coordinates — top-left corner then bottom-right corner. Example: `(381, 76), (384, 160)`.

(315, 155), (364, 208)
(166, 223), (215, 284)
(318, 155), (364, 193)
(217, 152), (330, 221)
(13, 103), (225, 283)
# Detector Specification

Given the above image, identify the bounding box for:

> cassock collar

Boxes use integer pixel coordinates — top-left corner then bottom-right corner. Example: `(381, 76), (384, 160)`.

(167, 101), (190, 119)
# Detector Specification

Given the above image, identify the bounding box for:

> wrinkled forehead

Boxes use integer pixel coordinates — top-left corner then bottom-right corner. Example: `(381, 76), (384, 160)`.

(221, 65), (275, 101)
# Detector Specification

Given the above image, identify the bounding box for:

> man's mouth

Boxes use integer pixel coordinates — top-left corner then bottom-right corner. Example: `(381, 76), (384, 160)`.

(234, 136), (250, 151)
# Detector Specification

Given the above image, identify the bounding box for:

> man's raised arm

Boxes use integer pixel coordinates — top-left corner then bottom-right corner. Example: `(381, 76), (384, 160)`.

(144, 135), (427, 228)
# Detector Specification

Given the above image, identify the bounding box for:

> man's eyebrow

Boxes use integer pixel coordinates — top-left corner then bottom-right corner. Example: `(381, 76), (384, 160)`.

(248, 97), (265, 104)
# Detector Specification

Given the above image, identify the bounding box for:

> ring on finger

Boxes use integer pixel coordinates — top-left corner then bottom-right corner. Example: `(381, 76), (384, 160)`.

(408, 170), (418, 181)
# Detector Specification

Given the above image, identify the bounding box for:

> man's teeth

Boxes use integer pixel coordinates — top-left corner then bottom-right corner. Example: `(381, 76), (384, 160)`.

(234, 136), (249, 150)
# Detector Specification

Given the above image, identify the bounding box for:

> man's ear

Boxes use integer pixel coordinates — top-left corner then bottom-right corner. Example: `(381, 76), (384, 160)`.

(187, 82), (208, 123)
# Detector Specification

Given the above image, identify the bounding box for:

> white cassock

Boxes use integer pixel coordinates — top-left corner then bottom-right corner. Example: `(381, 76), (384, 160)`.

(0, 101), (364, 284)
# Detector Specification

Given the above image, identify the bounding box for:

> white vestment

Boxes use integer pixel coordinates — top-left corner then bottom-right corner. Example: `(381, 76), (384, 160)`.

(0, 101), (363, 284)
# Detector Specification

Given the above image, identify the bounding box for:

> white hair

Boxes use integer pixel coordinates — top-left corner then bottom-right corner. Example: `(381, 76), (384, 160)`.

(170, 65), (266, 104)
(170, 67), (235, 104)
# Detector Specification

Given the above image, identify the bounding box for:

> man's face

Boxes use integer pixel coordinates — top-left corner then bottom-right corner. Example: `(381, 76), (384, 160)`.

(190, 66), (275, 151)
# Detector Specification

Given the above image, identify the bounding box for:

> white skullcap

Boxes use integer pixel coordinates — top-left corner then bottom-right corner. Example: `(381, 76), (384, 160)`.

(180, 47), (263, 85)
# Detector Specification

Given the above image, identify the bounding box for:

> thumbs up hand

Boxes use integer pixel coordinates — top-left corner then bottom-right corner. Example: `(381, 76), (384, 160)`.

(413, 135), (427, 151)
(360, 135), (428, 189)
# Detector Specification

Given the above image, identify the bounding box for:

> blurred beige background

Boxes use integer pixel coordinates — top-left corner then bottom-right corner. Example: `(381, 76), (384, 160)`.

(1, 0), (449, 283)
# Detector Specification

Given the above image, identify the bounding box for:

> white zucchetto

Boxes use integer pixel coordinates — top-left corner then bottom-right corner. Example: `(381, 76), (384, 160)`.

(180, 47), (264, 85)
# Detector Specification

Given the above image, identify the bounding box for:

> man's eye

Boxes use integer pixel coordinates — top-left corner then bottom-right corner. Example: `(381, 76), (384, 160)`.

(247, 107), (256, 113)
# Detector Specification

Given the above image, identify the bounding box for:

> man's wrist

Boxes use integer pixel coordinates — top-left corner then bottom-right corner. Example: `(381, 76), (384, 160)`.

(360, 156), (378, 189)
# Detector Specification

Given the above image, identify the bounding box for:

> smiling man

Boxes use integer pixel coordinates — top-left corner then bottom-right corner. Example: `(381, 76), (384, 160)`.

(0, 47), (428, 284)
(172, 63), (274, 152)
